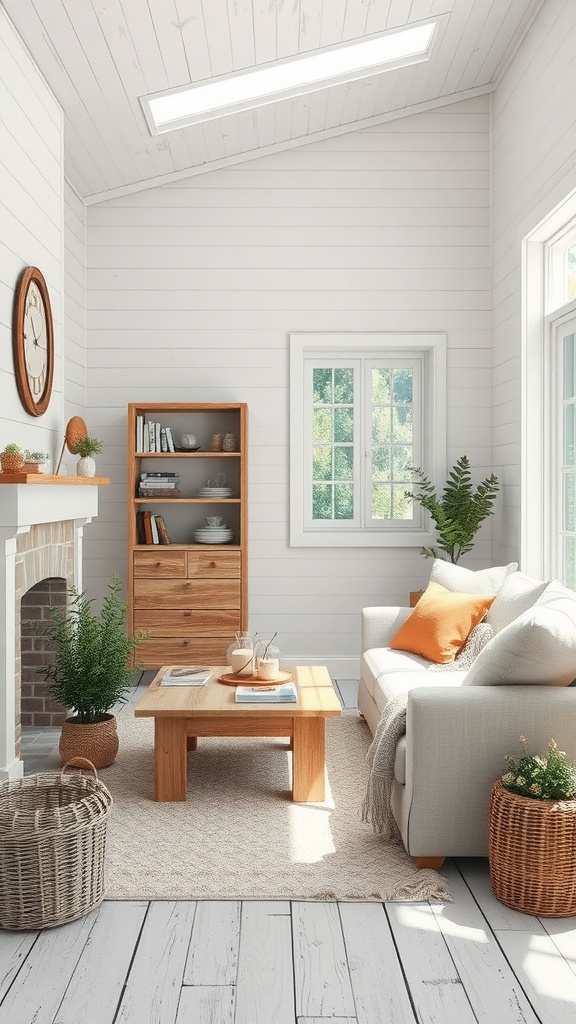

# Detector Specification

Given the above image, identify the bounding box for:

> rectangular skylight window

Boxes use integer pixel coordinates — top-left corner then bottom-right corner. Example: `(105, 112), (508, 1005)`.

(141, 20), (439, 135)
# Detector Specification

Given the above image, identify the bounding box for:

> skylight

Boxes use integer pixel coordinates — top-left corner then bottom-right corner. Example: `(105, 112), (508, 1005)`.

(141, 20), (439, 135)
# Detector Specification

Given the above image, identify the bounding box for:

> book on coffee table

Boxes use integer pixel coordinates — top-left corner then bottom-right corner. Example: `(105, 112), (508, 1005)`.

(160, 666), (211, 686)
(235, 682), (298, 703)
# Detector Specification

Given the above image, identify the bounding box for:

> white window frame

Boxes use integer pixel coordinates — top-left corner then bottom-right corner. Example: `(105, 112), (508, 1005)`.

(289, 332), (446, 548)
(544, 309), (576, 582)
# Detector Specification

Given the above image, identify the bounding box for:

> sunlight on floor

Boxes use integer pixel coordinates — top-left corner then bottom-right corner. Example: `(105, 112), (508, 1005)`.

(394, 903), (490, 942)
(520, 935), (576, 1001)
(287, 775), (335, 864)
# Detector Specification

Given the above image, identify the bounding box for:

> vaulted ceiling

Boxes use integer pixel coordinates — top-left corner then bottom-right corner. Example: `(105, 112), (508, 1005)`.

(3, 0), (544, 203)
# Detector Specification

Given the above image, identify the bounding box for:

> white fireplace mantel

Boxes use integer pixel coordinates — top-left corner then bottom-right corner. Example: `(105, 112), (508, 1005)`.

(0, 478), (107, 779)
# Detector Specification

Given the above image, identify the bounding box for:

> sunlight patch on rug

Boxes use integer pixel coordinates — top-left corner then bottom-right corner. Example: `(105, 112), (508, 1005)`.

(98, 712), (451, 902)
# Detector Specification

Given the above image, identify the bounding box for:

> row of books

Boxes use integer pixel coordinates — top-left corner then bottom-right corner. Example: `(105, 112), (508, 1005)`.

(138, 471), (180, 497)
(136, 416), (176, 453)
(136, 510), (171, 545)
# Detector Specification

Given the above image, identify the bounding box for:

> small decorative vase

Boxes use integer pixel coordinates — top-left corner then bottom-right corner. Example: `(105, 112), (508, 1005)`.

(255, 636), (282, 680)
(59, 714), (119, 769)
(488, 779), (576, 917)
(210, 433), (223, 452)
(0, 453), (25, 474)
(77, 456), (96, 477)
(222, 433), (237, 452)
(227, 631), (254, 676)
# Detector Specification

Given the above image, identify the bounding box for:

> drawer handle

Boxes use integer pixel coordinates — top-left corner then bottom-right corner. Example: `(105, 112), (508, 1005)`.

(183, 612), (191, 618)
(155, 561), (161, 568)
(183, 639), (190, 646)
(209, 560), (216, 568)
(183, 582), (191, 588)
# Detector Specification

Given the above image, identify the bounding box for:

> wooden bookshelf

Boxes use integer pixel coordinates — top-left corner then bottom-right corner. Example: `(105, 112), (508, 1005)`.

(127, 403), (248, 667)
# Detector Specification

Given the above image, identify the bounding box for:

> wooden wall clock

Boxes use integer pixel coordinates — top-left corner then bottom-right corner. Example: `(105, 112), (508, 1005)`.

(13, 266), (54, 417)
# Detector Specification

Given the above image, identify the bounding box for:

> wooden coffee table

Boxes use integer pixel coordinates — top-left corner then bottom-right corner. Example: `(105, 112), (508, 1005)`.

(134, 664), (341, 802)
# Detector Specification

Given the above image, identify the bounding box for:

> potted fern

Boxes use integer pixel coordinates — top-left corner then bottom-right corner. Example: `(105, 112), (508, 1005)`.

(406, 455), (499, 564)
(34, 574), (147, 767)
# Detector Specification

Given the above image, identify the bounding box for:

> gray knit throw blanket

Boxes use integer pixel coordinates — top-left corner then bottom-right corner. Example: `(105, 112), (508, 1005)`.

(361, 693), (408, 845)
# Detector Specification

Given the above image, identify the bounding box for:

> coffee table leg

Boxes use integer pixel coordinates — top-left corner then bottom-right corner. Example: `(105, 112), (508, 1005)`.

(154, 718), (187, 801)
(292, 717), (325, 802)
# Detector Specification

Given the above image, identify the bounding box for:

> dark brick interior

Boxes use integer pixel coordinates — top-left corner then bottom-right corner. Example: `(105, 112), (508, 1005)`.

(21, 578), (68, 727)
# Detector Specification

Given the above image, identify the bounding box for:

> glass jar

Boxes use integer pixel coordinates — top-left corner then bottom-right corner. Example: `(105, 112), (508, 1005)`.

(226, 632), (254, 677)
(222, 433), (237, 452)
(255, 635), (282, 680)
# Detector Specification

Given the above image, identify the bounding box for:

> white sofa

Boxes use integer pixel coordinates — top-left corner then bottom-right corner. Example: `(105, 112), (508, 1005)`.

(359, 563), (576, 862)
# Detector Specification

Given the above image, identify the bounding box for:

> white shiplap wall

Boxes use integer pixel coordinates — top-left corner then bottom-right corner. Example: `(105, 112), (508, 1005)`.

(0, 7), (64, 461)
(86, 96), (491, 673)
(491, 0), (576, 564)
(63, 181), (86, 431)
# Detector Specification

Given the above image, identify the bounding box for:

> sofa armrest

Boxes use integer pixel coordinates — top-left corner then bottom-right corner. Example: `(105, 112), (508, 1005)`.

(401, 685), (576, 857)
(361, 606), (412, 653)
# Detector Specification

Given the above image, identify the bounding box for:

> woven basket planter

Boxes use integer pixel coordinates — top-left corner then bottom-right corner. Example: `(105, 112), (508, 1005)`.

(59, 714), (119, 769)
(0, 452), (24, 474)
(488, 780), (576, 917)
(0, 758), (113, 930)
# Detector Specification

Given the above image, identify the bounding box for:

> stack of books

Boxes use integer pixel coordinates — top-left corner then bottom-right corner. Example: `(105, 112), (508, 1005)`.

(136, 416), (175, 453)
(138, 471), (180, 497)
(160, 666), (211, 686)
(136, 511), (171, 545)
(235, 682), (298, 703)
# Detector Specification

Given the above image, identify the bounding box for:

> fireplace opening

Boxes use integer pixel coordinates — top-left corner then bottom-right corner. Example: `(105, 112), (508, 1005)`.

(20, 578), (68, 729)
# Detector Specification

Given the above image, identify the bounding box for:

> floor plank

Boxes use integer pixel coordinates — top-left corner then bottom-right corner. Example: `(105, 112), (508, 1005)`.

(293, 902), (356, 1019)
(456, 857), (547, 933)
(53, 901), (148, 1024)
(115, 902), (196, 1024)
(431, 862), (541, 1024)
(386, 901), (477, 1024)
(183, 901), (240, 985)
(235, 901), (295, 1024)
(176, 985), (235, 1023)
(0, 931), (38, 1004)
(339, 902), (416, 1024)
(496, 929), (576, 1024)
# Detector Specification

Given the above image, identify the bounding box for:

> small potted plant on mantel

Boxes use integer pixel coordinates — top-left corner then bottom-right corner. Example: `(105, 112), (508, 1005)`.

(0, 443), (25, 474)
(23, 449), (50, 473)
(33, 573), (148, 768)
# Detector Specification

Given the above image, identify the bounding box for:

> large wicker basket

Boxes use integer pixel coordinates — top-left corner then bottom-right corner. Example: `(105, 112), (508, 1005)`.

(0, 758), (113, 930)
(488, 779), (576, 917)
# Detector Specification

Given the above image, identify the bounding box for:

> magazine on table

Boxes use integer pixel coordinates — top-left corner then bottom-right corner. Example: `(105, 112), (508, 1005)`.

(235, 682), (298, 703)
(160, 666), (211, 686)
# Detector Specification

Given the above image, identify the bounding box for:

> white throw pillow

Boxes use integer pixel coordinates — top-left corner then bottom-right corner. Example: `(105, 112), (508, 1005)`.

(464, 603), (576, 687)
(535, 579), (576, 607)
(485, 571), (549, 634)
(429, 559), (517, 595)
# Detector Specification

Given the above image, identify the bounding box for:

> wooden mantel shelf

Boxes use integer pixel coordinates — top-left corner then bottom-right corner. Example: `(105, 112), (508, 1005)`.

(0, 474), (110, 485)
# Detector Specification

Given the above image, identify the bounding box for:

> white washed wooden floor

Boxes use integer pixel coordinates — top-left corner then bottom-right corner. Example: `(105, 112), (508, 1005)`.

(8, 678), (576, 1024)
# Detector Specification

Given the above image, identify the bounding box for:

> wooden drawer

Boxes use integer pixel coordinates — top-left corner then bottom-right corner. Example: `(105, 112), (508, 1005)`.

(186, 550), (241, 578)
(134, 609), (240, 637)
(140, 637), (229, 667)
(133, 551), (186, 578)
(133, 579), (241, 609)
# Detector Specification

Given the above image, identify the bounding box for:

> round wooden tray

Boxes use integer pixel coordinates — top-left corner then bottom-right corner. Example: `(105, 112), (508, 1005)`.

(218, 670), (292, 687)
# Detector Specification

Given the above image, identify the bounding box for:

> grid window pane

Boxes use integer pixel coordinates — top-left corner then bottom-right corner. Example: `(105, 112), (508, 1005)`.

(564, 536), (576, 590)
(313, 367), (332, 403)
(565, 404), (576, 466)
(334, 407), (354, 443)
(313, 446), (332, 480)
(393, 445), (413, 480)
(372, 368), (391, 404)
(564, 335), (576, 400)
(392, 406), (413, 443)
(334, 484), (354, 519)
(313, 407), (332, 443)
(392, 485), (412, 520)
(372, 447), (391, 481)
(565, 473), (576, 532)
(312, 484), (333, 519)
(392, 367), (413, 404)
(334, 447), (353, 480)
(372, 408), (391, 444)
(372, 483), (392, 519)
(334, 368), (354, 404)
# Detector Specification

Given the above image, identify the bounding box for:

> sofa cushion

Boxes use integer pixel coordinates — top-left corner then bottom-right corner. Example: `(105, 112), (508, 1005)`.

(430, 558), (517, 595)
(485, 571), (549, 634)
(374, 668), (468, 708)
(361, 647), (429, 699)
(389, 580), (494, 663)
(464, 602), (576, 687)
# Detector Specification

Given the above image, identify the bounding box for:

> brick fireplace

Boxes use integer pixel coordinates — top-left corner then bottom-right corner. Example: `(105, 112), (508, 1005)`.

(0, 482), (102, 779)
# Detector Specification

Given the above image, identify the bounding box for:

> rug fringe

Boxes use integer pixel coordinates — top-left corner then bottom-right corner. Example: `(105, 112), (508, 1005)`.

(391, 871), (453, 903)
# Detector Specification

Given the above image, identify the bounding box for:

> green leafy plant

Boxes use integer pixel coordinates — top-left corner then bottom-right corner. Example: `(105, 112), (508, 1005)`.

(75, 435), (103, 458)
(502, 736), (576, 800)
(24, 450), (49, 462)
(405, 455), (499, 563)
(1, 443), (23, 455)
(33, 574), (147, 723)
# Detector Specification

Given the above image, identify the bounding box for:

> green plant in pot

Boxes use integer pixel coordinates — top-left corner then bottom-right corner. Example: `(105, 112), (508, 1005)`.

(405, 455), (499, 564)
(74, 435), (103, 478)
(0, 443), (25, 474)
(23, 449), (50, 472)
(35, 574), (147, 768)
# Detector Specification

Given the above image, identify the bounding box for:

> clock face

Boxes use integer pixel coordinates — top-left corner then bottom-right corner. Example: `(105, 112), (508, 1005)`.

(13, 267), (54, 417)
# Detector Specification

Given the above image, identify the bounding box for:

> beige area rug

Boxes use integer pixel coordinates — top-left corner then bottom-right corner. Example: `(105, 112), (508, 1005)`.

(98, 713), (451, 902)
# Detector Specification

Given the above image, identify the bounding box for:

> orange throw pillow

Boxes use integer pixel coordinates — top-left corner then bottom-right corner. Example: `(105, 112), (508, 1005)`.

(390, 580), (495, 664)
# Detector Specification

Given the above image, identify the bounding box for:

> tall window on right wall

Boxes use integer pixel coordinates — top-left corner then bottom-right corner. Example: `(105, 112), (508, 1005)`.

(545, 223), (576, 586)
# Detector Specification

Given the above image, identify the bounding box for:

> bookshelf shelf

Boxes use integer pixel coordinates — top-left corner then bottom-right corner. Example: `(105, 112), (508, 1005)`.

(127, 402), (248, 668)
